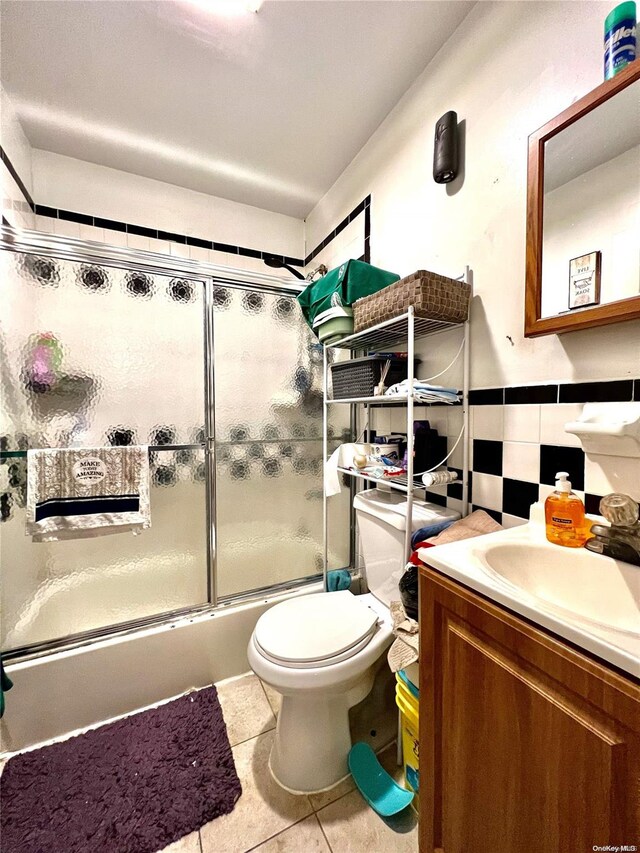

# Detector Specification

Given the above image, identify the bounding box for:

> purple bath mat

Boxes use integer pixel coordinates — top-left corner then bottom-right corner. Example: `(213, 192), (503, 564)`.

(1, 686), (242, 853)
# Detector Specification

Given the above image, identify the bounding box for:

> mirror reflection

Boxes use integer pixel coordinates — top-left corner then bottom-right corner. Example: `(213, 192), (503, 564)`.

(541, 79), (640, 319)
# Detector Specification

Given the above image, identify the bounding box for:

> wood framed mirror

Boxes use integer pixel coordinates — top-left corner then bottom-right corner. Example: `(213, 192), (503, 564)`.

(525, 61), (640, 337)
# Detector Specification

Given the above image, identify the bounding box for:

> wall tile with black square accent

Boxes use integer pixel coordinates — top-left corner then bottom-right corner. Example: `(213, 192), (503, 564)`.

(472, 439), (503, 476)
(465, 378), (640, 524)
(502, 478), (540, 519)
(539, 444), (585, 491)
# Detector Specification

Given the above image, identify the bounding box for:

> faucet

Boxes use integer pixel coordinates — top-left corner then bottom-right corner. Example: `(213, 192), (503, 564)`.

(584, 493), (640, 567)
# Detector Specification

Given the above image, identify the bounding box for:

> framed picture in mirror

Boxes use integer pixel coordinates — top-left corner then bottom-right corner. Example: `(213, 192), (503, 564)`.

(525, 61), (640, 337)
(568, 251), (601, 310)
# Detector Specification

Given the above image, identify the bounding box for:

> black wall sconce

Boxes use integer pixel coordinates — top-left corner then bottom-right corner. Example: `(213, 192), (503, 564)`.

(433, 111), (459, 183)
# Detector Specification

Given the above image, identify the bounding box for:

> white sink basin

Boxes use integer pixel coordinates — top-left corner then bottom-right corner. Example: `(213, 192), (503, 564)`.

(478, 541), (640, 637)
(419, 522), (640, 677)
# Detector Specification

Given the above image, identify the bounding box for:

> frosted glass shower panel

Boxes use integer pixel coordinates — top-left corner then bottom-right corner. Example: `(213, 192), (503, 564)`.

(0, 248), (208, 649)
(0, 449), (208, 650)
(212, 285), (349, 597)
(0, 251), (205, 447)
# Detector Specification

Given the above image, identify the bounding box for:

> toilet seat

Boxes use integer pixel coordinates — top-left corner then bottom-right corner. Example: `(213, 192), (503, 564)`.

(253, 590), (380, 669)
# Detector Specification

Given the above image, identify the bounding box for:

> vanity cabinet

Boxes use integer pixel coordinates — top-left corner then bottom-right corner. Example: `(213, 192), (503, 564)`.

(418, 567), (640, 853)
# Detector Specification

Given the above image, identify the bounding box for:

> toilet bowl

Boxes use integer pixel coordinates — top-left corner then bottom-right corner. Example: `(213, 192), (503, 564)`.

(248, 590), (393, 794)
(248, 489), (459, 794)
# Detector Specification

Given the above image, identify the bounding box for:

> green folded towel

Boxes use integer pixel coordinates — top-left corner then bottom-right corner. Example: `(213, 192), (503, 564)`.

(297, 259), (399, 331)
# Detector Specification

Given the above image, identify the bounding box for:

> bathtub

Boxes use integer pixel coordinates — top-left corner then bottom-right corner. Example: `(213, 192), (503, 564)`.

(1, 580), (323, 755)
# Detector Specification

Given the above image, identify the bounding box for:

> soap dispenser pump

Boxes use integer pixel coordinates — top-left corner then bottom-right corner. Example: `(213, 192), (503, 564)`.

(544, 472), (587, 548)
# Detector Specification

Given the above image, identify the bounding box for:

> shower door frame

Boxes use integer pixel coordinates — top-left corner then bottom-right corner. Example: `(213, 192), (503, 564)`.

(0, 226), (323, 663)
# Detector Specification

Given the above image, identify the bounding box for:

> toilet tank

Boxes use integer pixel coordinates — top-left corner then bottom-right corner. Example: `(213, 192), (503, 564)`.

(353, 488), (460, 606)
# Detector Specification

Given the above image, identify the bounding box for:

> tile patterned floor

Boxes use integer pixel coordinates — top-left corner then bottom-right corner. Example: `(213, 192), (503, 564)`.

(158, 673), (418, 853)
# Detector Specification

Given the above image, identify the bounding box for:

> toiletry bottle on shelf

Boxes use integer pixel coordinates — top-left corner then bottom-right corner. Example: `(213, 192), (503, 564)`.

(544, 472), (587, 548)
(604, 1), (637, 80)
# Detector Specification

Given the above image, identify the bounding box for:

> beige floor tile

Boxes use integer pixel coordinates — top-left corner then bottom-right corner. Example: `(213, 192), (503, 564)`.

(200, 731), (313, 853)
(260, 680), (281, 718)
(317, 788), (417, 853)
(157, 830), (201, 853)
(217, 674), (276, 746)
(308, 772), (356, 811)
(316, 742), (417, 853)
(249, 815), (330, 852)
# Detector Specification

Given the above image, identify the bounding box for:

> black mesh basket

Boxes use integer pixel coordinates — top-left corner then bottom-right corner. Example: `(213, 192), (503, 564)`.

(330, 355), (418, 400)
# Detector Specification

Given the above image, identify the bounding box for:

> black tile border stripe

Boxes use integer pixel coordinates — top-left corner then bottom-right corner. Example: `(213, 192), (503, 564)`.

(470, 379), (639, 405)
(0, 145), (35, 212)
(558, 379), (634, 404)
(30, 204), (304, 266)
(469, 388), (504, 406)
(505, 384), (558, 405)
(304, 194), (371, 266)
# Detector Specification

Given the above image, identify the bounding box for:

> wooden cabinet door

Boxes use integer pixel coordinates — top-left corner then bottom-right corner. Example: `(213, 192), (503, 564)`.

(419, 568), (640, 853)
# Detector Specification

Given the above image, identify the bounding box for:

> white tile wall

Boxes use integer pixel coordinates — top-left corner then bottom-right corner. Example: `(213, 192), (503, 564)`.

(1, 162), (34, 229)
(447, 407), (464, 438)
(472, 472), (502, 512)
(35, 214), (56, 233)
(188, 245), (210, 262)
(169, 242), (190, 259)
(447, 497), (465, 516)
(502, 441), (540, 483)
(104, 229), (128, 247)
(501, 513), (527, 529)
(148, 238), (172, 255)
(471, 405), (503, 441)
(503, 404), (540, 443)
(79, 224), (105, 243)
(210, 249), (238, 267)
(539, 403), (584, 447)
(53, 218), (81, 239)
(126, 233), (150, 251)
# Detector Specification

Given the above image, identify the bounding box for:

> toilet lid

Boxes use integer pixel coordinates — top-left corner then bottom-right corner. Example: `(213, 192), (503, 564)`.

(254, 590), (379, 664)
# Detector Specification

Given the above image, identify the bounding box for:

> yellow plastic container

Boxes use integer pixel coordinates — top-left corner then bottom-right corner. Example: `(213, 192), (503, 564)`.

(395, 673), (419, 811)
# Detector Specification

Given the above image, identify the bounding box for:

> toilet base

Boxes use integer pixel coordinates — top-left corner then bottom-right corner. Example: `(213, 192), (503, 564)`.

(268, 673), (375, 794)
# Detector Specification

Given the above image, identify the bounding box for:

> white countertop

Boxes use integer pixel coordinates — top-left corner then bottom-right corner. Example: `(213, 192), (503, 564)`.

(418, 521), (640, 679)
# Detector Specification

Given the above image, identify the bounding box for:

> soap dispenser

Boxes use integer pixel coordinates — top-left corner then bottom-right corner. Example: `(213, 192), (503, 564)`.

(544, 472), (587, 547)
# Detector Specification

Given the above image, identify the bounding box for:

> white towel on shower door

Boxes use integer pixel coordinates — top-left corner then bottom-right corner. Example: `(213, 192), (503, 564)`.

(26, 446), (151, 542)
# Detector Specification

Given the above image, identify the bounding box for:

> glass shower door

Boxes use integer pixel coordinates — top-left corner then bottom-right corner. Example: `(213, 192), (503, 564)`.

(211, 282), (350, 599)
(0, 248), (209, 652)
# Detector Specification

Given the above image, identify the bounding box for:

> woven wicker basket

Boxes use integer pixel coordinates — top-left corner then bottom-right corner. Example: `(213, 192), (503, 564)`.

(353, 270), (470, 332)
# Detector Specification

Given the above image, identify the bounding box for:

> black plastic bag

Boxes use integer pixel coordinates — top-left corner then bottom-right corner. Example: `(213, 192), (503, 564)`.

(398, 564), (419, 621)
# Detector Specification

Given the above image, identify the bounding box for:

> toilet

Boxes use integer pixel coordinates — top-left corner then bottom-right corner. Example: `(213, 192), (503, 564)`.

(248, 487), (459, 794)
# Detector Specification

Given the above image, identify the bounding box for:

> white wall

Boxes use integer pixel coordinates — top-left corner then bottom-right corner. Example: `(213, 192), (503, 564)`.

(305, 1), (640, 389)
(0, 84), (35, 229)
(32, 150), (304, 263)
